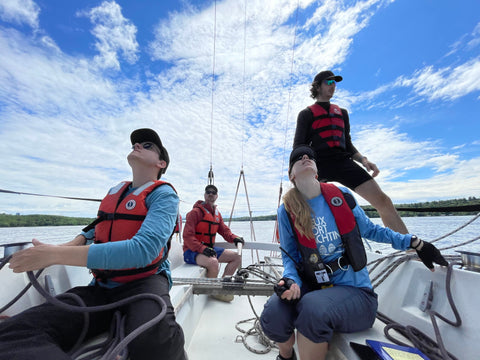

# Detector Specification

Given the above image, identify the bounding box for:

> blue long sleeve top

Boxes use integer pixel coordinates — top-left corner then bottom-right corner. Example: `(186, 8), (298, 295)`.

(277, 186), (412, 289)
(82, 183), (179, 288)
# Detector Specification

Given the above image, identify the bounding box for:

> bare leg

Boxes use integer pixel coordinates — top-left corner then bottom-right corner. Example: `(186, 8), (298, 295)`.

(195, 254), (220, 278)
(217, 249), (242, 277)
(277, 333), (295, 359)
(297, 332), (328, 360)
(354, 179), (409, 234)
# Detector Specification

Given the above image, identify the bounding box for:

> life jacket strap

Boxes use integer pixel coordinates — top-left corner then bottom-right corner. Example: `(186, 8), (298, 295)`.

(82, 211), (146, 233)
(324, 256), (350, 274)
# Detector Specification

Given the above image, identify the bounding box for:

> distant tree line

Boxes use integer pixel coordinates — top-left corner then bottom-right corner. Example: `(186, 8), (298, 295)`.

(0, 214), (94, 228)
(362, 196), (480, 218)
(232, 196), (480, 221)
(1, 197), (479, 227)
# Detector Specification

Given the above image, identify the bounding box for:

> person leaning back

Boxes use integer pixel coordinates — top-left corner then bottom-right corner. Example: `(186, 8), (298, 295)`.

(260, 145), (448, 360)
(0, 128), (186, 360)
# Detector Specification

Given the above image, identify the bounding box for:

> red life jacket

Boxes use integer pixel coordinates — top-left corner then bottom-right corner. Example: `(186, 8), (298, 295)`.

(308, 103), (346, 150)
(285, 183), (366, 290)
(194, 202), (220, 247)
(86, 180), (177, 283)
(174, 213), (182, 234)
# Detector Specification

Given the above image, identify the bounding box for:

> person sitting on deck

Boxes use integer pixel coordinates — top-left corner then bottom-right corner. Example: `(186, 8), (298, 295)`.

(0, 128), (186, 360)
(260, 145), (448, 360)
(182, 184), (245, 302)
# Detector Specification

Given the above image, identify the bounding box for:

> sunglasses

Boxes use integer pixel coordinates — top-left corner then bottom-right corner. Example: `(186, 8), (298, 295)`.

(132, 142), (158, 151)
(323, 79), (336, 85)
(205, 190), (217, 195)
(294, 153), (315, 163)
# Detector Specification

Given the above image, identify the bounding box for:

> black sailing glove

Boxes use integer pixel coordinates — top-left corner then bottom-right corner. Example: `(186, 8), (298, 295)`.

(274, 277), (295, 298)
(413, 239), (448, 270)
(202, 247), (217, 258)
(234, 237), (245, 246)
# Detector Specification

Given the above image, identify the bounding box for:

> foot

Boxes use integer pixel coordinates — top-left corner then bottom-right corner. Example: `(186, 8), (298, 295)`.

(211, 294), (234, 302)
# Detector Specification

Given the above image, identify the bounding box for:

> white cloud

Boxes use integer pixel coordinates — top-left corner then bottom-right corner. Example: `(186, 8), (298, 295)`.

(0, 0), (40, 29)
(402, 59), (480, 101)
(78, 1), (139, 70)
(0, 0), (479, 218)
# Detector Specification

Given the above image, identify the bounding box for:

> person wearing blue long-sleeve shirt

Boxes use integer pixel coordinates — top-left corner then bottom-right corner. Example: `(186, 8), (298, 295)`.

(82, 183), (177, 288)
(1, 128), (186, 360)
(260, 145), (448, 360)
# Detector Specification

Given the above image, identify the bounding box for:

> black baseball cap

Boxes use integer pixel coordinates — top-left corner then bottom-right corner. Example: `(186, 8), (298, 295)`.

(313, 70), (343, 84)
(130, 128), (169, 176)
(205, 184), (218, 193)
(289, 145), (315, 171)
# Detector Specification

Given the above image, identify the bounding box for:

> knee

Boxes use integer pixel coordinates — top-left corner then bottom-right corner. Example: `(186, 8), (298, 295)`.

(371, 191), (394, 210)
(260, 297), (294, 342)
(204, 257), (219, 271)
(231, 253), (242, 265)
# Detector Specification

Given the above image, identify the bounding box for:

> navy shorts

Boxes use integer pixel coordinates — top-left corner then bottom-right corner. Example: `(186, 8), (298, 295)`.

(260, 286), (377, 344)
(183, 246), (226, 265)
(316, 156), (372, 190)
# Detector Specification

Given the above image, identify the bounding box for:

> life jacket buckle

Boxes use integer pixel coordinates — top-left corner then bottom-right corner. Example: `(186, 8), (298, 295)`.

(338, 256), (349, 271)
(325, 263), (334, 274)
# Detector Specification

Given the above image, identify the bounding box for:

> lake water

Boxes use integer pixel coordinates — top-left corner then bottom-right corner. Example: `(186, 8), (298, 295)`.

(1, 215), (479, 259)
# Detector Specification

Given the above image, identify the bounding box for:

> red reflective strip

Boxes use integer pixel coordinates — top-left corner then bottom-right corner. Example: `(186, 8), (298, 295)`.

(312, 118), (344, 130)
(319, 130), (343, 138)
(331, 118), (344, 127)
(312, 118), (331, 129)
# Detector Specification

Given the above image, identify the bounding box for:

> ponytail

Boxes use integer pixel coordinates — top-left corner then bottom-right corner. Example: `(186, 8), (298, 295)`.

(283, 187), (314, 238)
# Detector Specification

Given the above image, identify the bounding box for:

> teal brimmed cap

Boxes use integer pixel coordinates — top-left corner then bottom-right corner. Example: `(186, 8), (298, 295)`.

(131, 128), (170, 175)
(313, 70), (343, 84)
(289, 145), (315, 172)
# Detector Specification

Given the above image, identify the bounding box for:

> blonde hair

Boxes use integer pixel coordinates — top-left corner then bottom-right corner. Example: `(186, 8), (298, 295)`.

(283, 186), (314, 238)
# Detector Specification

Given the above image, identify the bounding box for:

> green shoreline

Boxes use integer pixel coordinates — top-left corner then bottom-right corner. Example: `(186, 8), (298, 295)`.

(1, 197), (479, 227)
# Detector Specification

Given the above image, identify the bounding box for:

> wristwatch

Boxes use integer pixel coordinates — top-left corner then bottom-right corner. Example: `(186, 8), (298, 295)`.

(410, 235), (421, 249)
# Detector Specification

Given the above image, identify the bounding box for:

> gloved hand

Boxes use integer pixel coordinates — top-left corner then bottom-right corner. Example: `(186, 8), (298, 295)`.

(234, 237), (245, 246)
(274, 277), (296, 298)
(202, 247), (217, 258)
(412, 238), (448, 270)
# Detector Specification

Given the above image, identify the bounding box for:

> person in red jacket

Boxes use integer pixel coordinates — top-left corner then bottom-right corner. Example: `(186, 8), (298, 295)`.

(183, 185), (245, 302)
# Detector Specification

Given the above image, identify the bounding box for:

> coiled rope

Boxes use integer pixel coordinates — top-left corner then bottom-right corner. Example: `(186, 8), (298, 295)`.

(365, 213), (480, 360)
(0, 254), (167, 360)
(373, 261), (462, 360)
(233, 265), (280, 354)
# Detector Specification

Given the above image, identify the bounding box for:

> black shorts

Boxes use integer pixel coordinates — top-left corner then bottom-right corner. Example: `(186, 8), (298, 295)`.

(316, 156), (372, 190)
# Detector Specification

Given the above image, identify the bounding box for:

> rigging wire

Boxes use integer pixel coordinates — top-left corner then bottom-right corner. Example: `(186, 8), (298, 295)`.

(226, 0), (261, 263)
(271, 0), (301, 250)
(241, 0), (247, 169)
(0, 188), (101, 202)
(279, 0), (300, 183)
(208, 0), (217, 186)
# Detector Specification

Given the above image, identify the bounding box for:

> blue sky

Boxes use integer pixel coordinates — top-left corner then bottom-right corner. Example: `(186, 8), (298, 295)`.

(1, 0), (479, 218)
